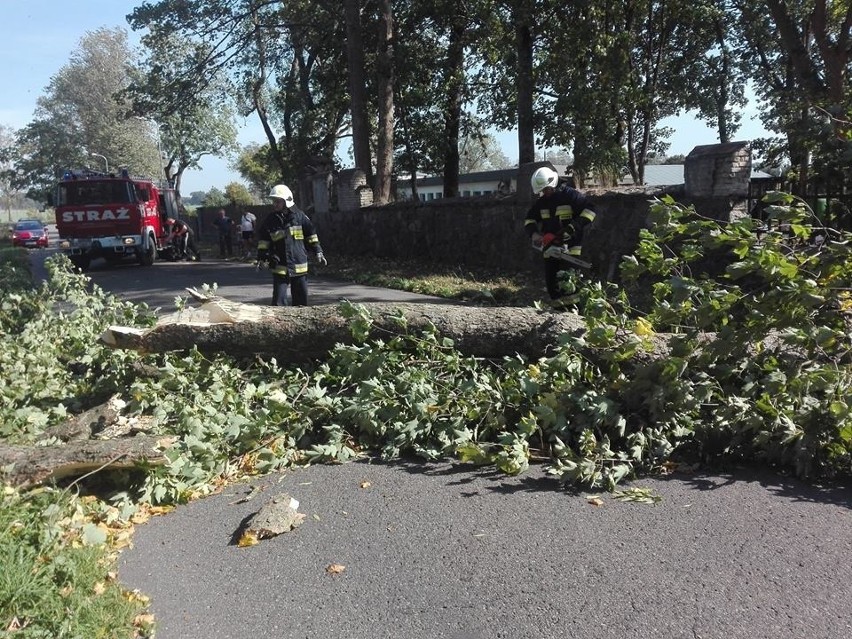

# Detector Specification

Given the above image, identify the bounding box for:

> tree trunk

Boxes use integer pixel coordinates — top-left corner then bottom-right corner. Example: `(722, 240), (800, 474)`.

(374, 0), (395, 204)
(344, 0), (374, 179)
(441, 8), (466, 198)
(514, 0), (535, 166)
(100, 292), (677, 368)
(0, 436), (168, 488)
(249, 4), (287, 179)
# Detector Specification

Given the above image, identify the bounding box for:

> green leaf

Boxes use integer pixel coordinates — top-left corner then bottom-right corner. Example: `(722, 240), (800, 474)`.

(611, 487), (662, 504)
(81, 523), (107, 546)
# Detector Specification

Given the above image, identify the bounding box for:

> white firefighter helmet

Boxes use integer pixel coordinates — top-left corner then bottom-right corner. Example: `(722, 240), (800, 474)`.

(531, 166), (559, 194)
(268, 184), (294, 205)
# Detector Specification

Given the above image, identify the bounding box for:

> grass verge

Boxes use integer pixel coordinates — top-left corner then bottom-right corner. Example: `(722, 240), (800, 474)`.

(0, 245), (152, 638)
(0, 486), (152, 637)
(319, 254), (546, 306)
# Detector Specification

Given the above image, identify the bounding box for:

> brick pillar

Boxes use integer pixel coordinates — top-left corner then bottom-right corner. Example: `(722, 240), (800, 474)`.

(337, 169), (374, 212)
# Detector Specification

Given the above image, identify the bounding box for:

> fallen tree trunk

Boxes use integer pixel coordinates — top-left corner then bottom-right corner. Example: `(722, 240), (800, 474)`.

(0, 435), (171, 488)
(101, 291), (673, 364)
(2, 395), (167, 488)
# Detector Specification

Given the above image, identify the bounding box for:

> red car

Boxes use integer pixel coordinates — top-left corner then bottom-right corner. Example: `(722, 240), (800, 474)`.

(11, 219), (49, 248)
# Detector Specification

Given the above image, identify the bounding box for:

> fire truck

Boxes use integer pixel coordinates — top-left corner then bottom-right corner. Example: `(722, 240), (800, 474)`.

(52, 168), (180, 270)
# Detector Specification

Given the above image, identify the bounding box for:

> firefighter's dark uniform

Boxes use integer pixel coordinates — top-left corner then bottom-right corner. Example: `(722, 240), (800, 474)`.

(524, 186), (596, 299)
(169, 219), (201, 261)
(256, 206), (323, 306)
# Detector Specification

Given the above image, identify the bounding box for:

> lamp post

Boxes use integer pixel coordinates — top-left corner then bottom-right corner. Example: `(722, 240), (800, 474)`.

(133, 116), (165, 180)
(90, 152), (109, 173)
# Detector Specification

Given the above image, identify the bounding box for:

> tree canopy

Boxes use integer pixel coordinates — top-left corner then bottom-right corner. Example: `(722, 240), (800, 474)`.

(4, 1), (850, 199)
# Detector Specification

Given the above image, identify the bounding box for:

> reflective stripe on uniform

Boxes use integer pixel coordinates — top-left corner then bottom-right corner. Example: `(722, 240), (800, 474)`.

(568, 245), (582, 255)
(271, 229), (286, 241)
(307, 234), (319, 244)
(556, 205), (573, 221)
(271, 266), (288, 275)
(580, 208), (596, 223)
(540, 210), (551, 219)
(290, 226), (304, 240)
(524, 219), (537, 228)
(257, 240), (270, 250)
(294, 262), (308, 274)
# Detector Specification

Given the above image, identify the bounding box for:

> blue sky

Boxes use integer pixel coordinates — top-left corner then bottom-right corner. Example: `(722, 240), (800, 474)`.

(1, 0), (771, 195)
(0, 0), (253, 194)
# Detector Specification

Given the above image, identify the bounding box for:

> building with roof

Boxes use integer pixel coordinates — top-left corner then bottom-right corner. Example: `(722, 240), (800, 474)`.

(395, 155), (771, 202)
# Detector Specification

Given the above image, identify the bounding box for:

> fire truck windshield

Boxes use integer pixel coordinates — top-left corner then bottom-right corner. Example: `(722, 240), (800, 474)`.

(58, 180), (134, 207)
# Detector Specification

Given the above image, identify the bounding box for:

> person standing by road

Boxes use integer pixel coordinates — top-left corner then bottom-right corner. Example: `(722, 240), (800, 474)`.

(239, 210), (257, 259)
(256, 184), (327, 306)
(523, 166), (596, 300)
(213, 209), (236, 258)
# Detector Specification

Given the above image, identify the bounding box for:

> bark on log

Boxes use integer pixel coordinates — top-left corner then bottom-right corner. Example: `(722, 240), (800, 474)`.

(43, 394), (126, 442)
(101, 291), (674, 364)
(0, 435), (171, 488)
(3, 395), (165, 488)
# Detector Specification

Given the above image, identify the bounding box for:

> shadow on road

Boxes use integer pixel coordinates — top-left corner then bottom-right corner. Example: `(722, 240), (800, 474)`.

(670, 466), (852, 510)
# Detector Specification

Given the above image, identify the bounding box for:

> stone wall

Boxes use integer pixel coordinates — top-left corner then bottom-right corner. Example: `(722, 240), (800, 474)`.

(194, 148), (753, 281)
(195, 188), (743, 282)
(309, 186), (742, 281)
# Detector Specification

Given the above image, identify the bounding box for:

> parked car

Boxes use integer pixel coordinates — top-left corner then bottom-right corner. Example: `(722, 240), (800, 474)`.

(11, 219), (49, 248)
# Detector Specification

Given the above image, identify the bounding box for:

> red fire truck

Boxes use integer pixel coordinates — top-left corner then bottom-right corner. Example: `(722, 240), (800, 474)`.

(52, 169), (180, 270)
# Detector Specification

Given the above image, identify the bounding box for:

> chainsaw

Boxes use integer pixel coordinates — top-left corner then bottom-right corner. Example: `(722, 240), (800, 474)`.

(534, 232), (592, 269)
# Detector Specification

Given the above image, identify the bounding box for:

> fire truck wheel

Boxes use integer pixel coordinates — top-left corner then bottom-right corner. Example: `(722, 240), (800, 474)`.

(70, 255), (91, 272)
(138, 234), (156, 266)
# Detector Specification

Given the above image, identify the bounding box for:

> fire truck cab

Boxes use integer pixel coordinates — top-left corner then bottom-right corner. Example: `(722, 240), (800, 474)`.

(53, 169), (180, 271)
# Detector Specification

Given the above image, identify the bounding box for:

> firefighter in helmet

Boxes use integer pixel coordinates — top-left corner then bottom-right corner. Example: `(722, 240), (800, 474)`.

(523, 166), (596, 299)
(256, 184), (326, 306)
(166, 217), (201, 261)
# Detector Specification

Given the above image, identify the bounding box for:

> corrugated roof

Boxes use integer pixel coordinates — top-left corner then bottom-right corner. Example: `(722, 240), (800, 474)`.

(634, 165), (684, 186)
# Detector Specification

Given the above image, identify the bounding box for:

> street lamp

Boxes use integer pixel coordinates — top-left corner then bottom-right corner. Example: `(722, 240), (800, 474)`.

(133, 116), (165, 180)
(90, 152), (109, 173)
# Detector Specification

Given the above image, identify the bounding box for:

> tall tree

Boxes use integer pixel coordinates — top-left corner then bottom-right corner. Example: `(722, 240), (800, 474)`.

(688, 4), (748, 144)
(126, 32), (239, 197)
(129, 0), (350, 200)
(459, 131), (513, 173)
(392, 3), (449, 189)
(0, 125), (23, 222)
(12, 28), (156, 200)
(512, 0), (536, 166)
(734, 0), (852, 193)
(234, 143), (280, 201)
(224, 182), (255, 206)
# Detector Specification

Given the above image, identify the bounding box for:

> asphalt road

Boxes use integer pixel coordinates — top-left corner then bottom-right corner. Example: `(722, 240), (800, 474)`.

(27, 242), (852, 639)
(118, 461), (851, 639)
(31, 240), (453, 310)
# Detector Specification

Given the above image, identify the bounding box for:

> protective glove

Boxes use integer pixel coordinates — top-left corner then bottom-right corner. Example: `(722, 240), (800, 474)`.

(568, 219), (584, 241)
(530, 232), (543, 248)
(317, 252), (328, 266)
